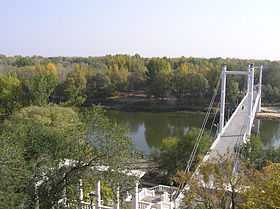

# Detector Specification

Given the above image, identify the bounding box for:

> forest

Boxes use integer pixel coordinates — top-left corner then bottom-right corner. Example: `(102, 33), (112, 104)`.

(1, 54), (280, 116)
(0, 54), (280, 209)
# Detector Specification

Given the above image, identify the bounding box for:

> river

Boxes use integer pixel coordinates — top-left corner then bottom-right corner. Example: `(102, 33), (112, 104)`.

(107, 110), (280, 155)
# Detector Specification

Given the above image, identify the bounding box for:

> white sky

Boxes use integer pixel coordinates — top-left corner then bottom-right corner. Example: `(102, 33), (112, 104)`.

(1, 0), (280, 60)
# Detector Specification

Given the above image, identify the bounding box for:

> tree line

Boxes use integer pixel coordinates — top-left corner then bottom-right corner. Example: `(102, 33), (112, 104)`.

(1, 54), (280, 115)
(155, 131), (280, 208)
(0, 105), (139, 209)
(0, 53), (280, 208)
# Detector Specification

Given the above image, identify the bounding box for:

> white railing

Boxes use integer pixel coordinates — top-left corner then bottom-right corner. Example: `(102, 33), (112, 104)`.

(160, 192), (170, 202)
(139, 188), (155, 200)
(150, 185), (176, 194)
(101, 206), (114, 209)
(81, 201), (114, 209)
(222, 93), (248, 135)
(81, 202), (92, 209)
(139, 201), (152, 209)
(159, 202), (173, 209)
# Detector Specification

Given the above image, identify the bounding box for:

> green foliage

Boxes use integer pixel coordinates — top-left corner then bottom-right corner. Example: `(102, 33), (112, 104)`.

(0, 135), (29, 209)
(1, 105), (90, 208)
(174, 158), (248, 209)
(0, 73), (23, 115)
(174, 159), (280, 209)
(86, 73), (114, 101)
(241, 135), (280, 169)
(108, 64), (129, 91)
(13, 63), (59, 106)
(171, 64), (190, 98)
(263, 84), (280, 103)
(227, 80), (240, 105)
(0, 54), (280, 111)
(241, 163), (280, 209)
(101, 182), (113, 205)
(23, 72), (58, 106)
(1, 54), (280, 109)
(146, 58), (172, 98)
(157, 128), (212, 178)
(0, 105), (138, 209)
(14, 56), (33, 67)
(63, 64), (87, 106)
(186, 73), (209, 97)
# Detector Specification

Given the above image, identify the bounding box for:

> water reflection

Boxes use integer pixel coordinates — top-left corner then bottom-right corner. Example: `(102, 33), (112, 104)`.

(259, 119), (280, 148)
(107, 111), (206, 154)
(106, 110), (280, 154)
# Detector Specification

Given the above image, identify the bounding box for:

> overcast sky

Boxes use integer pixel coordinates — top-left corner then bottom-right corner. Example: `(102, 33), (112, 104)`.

(1, 0), (280, 60)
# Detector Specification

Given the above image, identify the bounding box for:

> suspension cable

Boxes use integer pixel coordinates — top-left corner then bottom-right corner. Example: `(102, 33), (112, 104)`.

(210, 103), (220, 134)
(185, 74), (221, 173)
(173, 72), (222, 199)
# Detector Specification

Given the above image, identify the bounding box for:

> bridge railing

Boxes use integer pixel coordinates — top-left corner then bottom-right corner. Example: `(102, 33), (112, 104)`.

(150, 185), (177, 194)
(139, 188), (155, 200)
(249, 90), (261, 135)
(80, 201), (115, 209)
(221, 92), (249, 135)
(138, 201), (152, 209)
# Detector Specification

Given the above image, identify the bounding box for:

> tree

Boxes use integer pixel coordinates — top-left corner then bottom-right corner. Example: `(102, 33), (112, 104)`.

(227, 80), (240, 106)
(107, 64), (129, 91)
(173, 158), (248, 209)
(0, 73), (23, 115)
(263, 84), (274, 102)
(171, 64), (190, 99)
(157, 128), (212, 179)
(146, 58), (172, 98)
(19, 64), (58, 106)
(242, 163), (280, 209)
(0, 135), (28, 209)
(127, 57), (147, 90)
(241, 135), (280, 169)
(86, 73), (114, 102)
(14, 56), (33, 67)
(63, 64), (87, 106)
(1, 105), (91, 208)
(46, 63), (58, 77)
(187, 73), (209, 97)
(0, 105), (139, 208)
(128, 71), (146, 91)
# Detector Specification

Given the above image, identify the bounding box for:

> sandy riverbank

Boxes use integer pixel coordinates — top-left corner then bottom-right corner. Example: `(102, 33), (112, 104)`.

(256, 106), (280, 121)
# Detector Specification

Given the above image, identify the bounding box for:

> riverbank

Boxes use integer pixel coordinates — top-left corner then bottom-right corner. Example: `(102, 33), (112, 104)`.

(255, 106), (280, 121)
(101, 99), (209, 112)
(88, 91), (211, 112)
(256, 112), (280, 121)
(89, 91), (280, 115)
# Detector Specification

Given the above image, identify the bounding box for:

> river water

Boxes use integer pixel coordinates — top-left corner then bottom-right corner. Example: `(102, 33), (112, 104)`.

(107, 110), (280, 155)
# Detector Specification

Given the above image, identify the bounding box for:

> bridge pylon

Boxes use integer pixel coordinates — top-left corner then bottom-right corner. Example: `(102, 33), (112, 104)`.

(218, 64), (262, 137)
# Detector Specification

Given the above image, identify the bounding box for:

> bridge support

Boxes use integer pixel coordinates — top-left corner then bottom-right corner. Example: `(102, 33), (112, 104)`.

(78, 179), (83, 206)
(132, 181), (139, 209)
(258, 65), (263, 112)
(96, 180), (101, 209)
(115, 186), (120, 209)
(219, 65), (227, 133)
(247, 64), (255, 136)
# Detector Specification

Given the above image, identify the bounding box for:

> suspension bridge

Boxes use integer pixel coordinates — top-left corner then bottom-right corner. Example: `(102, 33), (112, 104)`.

(78, 64), (263, 209)
(173, 63), (263, 208)
(204, 64), (262, 162)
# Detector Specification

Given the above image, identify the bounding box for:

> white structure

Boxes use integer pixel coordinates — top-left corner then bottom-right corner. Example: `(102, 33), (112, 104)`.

(133, 185), (176, 209)
(219, 64), (261, 136)
(79, 168), (146, 209)
(72, 64), (263, 209)
(174, 64), (263, 208)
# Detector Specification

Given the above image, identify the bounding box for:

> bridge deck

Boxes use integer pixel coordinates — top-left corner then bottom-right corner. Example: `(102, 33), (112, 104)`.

(205, 91), (258, 161)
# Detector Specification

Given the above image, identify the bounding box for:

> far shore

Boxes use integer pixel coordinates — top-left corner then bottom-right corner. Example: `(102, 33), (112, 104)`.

(86, 91), (280, 115)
